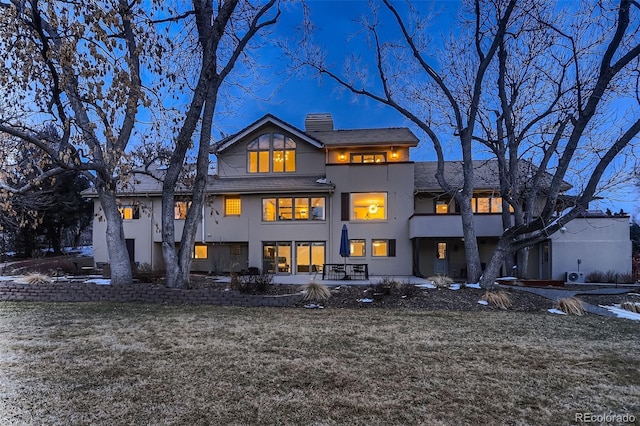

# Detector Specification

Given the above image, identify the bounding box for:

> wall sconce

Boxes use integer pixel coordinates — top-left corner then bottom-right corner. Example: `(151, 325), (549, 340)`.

(391, 147), (398, 159)
(339, 151), (346, 161)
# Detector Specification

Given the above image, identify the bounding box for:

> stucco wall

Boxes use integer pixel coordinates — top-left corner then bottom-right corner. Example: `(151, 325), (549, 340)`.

(549, 216), (631, 280)
(326, 162), (414, 276)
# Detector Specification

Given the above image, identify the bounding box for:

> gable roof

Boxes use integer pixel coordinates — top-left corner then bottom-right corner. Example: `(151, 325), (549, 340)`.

(214, 114), (324, 154)
(414, 160), (572, 193)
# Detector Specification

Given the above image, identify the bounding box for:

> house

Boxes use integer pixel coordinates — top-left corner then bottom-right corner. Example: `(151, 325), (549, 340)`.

(90, 113), (632, 281)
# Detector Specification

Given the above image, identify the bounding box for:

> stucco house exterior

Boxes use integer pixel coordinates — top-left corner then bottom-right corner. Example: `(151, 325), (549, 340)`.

(90, 113), (632, 281)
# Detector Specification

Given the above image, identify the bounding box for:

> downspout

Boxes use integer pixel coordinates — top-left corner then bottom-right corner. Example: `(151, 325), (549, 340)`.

(202, 203), (206, 243)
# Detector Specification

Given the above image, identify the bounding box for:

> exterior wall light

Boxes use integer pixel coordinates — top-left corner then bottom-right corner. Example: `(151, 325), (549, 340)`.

(391, 147), (398, 159)
(339, 151), (346, 161)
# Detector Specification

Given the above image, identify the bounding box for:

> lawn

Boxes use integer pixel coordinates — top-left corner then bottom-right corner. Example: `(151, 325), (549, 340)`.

(0, 303), (638, 425)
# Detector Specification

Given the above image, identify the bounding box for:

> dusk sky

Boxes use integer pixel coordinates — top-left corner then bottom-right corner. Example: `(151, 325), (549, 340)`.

(207, 1), (638, 218)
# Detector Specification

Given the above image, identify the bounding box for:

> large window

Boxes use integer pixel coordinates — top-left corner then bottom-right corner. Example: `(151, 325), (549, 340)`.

(248, 133), (296, 173)
(350, 192), (387, 221)
(225, 197), (242, 216)
(263, 197), (325, 222)
(119, 204), (140, 220)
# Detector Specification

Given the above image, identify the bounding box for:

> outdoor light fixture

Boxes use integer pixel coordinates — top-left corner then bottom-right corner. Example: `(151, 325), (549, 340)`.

(391, 147), (398, 159)
(339, 151), (346, 161)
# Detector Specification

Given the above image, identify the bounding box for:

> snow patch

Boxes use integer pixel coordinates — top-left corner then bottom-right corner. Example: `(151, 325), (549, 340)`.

(466, 283), (481, 289)
(85, 278), (111, 285)
(600, 305), (640, 321)
(357, 298), (373, 303)
(415, 283), (436, 289)
(477, 300), (489, 306)
(547, 308), (567, 315)
(448, 284), (461, 290)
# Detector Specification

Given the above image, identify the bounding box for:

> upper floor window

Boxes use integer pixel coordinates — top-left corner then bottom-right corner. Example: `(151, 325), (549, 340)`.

(248, 133), (296, 173)
(262, 196), (325, 222)
(472, 196), (512, 213)
(119, 204), (140, 220)
(349, 192), (387, 221)
(174, 199), (191, 219)
(225, 197), (242, 216)
(351, 152), (386, 164)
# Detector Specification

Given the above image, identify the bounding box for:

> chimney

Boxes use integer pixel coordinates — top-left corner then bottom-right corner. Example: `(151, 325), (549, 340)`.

(304, 113), (334, 132)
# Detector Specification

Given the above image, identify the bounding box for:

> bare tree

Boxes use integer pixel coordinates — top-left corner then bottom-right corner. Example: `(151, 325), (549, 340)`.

(156, 0), (279, 289)
(477, 0), (640, 287)
(0, 0), (279, 287)
(0, 0), (152, 284)
(292, 0), (517, 283)
(292, 0), (640, 285)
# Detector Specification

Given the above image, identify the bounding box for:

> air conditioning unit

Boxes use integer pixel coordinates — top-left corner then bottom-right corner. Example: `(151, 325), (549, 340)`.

(566, 271), (585, 284)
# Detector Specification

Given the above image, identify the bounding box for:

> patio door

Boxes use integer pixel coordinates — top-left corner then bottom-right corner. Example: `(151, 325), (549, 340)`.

(296, 242), (325, 274)
(434, 241), (449, 275)
(263, 242), (291, 274)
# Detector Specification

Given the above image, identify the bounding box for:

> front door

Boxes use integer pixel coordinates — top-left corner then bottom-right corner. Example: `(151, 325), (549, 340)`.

(434, 242), (449, 275)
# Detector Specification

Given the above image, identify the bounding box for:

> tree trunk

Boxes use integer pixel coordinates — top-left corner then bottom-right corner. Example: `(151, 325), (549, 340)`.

(480, 238), (511, 288)
(98, 189), (132, 286)
(516, 246), (530, 279)
(458, 197), (483, 283)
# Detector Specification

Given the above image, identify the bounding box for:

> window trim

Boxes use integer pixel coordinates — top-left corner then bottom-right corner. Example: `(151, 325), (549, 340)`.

(247, 132), (297, 174)
(349, 192), (388, 221)
(350, 152), (387, 164)
(262, 196), (326, 222)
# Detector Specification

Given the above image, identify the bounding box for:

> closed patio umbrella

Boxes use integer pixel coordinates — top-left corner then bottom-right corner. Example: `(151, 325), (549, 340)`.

(339, 224), (349, 279)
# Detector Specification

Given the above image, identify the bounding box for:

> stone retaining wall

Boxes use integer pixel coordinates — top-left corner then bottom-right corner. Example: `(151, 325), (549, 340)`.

(0, 282), (303, 307)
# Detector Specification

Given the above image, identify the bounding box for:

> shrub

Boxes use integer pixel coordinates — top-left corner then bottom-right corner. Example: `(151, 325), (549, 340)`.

(482, 291), (512, 310)
(301, 282), (331, 302)
(15, 273), (52, 285)
(585, 269), (633, 284)
(231, 272), (273, 294)
(427, 275), (454, 288)
(620, 301), (640, 314)
(556, 297), (585, 316)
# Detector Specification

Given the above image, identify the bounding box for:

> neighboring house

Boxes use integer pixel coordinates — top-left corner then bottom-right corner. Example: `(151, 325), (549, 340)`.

(90, 113), (632, 281)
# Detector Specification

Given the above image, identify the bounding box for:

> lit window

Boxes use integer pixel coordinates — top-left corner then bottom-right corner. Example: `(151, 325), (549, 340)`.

(351, 192), (387, 221)
(435, 200), (449, 214)
(225, 197), (241, 216)
(350, 239), (366, 257)
(247, 133), (296, 173)
(372, 240), (388, 257)
(278, 198), (293, 220)
(311, 198), (325, 220)
(437, 242), (447, 259)
(174, 200), (190, 219)
(272, 133), (296, 172)
(471, 196), (513, 213)
(295, 198), (309, 219)
(351, 153), (386, 164)
(262, 197), (326, 221)
(193, 244), (208, 259)
(119, 205), (140, 220)
(263, 198), (276, 221)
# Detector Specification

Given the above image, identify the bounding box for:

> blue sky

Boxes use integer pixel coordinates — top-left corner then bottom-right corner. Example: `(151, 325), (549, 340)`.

(210, 0), (638, 219)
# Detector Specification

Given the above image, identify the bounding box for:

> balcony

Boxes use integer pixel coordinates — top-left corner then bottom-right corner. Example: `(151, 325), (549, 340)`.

(409, 213), (511, 238)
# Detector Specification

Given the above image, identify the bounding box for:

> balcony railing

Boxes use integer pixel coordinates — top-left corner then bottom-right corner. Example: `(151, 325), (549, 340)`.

(409, 213), (511, 238)
(322, 263), (369, 280)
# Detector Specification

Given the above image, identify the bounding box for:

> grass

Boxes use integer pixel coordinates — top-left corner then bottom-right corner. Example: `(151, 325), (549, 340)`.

(556, 297), (586, 316)
(0, 303), (639, 425)
(482, 290), (512, 310)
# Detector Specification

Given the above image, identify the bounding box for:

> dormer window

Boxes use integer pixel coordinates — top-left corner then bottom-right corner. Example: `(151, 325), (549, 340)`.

(247, 133), (296, 173)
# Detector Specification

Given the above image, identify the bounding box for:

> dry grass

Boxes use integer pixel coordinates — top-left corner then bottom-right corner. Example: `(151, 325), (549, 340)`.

(301, 282), (331, 302)
(620, 301), (640, 314)
(482, 290), (512, 310)
(427, 274), (454, 288)
(556, 297), (585, 316)
(0, 303), (638, 425)
(14, 273), (52, 284)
